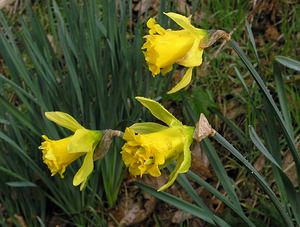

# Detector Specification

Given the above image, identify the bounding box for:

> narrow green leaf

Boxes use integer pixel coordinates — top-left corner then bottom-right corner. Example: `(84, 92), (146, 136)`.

(202, 139), (243, 213)
(177, 174), (233, 227)
(275, 56), (300, 71)
(0, 74), (38, 105)
(187, 171), (255, 227)
(136, 182), (217, 225)
(249, 126), (281, 169)
(273, 62), (294, 139)
(6, 181), (37, 188)
(245, 20), (259, 61)
(249, 126), (300, 225)
(0, 97), (39, 135)
(234, 66), (249, 94)
(213, 132), (293, 227)
(230, 40), (300, 185)
(210, 107), (248, 146)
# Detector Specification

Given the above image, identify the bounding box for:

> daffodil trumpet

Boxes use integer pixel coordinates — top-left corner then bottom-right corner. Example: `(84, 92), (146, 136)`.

(39, 112), (103, 190)
(142, 12), (230, 94)
(142, 12), (208, 94)
(121, 97), (195, 191)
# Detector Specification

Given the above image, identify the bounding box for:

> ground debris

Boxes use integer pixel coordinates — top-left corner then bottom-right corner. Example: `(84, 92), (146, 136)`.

(254, 154), (266, 172)
(171, 210), (192, 224)
(110, 177), (157, 226)
(191, 142), (212, 179)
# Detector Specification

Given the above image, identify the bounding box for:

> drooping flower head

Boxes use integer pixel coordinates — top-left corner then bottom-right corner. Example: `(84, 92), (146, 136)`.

(39, 112), (102, 190)
(121, 97), (194, 191)
(142, 12), (208, 94)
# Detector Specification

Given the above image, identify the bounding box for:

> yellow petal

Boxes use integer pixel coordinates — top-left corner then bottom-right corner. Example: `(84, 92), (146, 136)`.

(161, 65), (173, 75)
(45, 112), (84, 132)
(157, 126), (194, 191)
(147, 164), (161, 177)
(158, 155), (183, 191)
(73, 151), (94, 190)
(164, 12), (198, 34)
(121, 146), (137, 166)
(177, 135), (193, 173)
(142, 30), (194, 76)
(177, 39), (204, 67)
(68, 129), (102, 153)
(167, 67), (193, 94)
(123, 128), (137, 142)
(146, 17), (165, 35)
(135, 97), (182, 127)
(151, 30), (194, 69)
(146, 18), (156, 29)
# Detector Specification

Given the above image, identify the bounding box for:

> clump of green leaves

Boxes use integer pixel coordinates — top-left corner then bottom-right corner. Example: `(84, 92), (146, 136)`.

(0, 0), (166, 225)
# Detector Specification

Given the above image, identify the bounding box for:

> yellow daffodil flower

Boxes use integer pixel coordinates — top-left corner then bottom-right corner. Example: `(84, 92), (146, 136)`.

(39, 112), (102, 190)
(142, 12), (208, 94)
(121, 97), (194, 191)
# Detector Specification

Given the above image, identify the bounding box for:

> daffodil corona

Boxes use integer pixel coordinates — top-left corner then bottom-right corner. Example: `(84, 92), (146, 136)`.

(39, 112), (102, 190)
(121, 97), (194, 191)
(142, 12), (208, 94)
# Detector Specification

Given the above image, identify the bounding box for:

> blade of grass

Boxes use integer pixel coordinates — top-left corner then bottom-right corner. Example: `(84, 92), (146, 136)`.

(261, 102), (287, 204)
(230, 40), (300, 185)
(213, 131), (293, 227)
(177, 173), (254, 226)
(6, 181), (37, 187)
(136, 182), (221, 226)
(275, 56), (300, 71)
(273, 62), (294, 138)
(187, 171), (255, 227)
(249, 126), (281, 169)
(202, 139), (243, 213)
(245, 20), (259, 61)
(234, 66), (249, 94)
(183, 99), (244, 213)
(210, 107), (248, 146)
(249, 126), (300, 225)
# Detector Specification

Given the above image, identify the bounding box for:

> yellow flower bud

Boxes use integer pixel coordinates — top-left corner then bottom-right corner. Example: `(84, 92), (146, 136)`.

(39, 112), (102, 190)
(142, 12), (208, 94)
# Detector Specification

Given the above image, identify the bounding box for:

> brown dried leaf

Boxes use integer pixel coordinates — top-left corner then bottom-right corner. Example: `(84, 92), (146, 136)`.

(282, 152), (298, 187)
(47, 34), (57, 54)
(223, 100), (246, 120)
(6, 214), (28, 227)
(119, 203), (146, 226)
(199, 30), (231, 49)
(265, 25), (280, 41)
(172, 210), (192, 224)
(191, 142), (212, 179)
(111, 177), (157, 226)
(254, 154), (265, 172)
(48, 216), (67, 227)
(142, 174), (168, 190)
(212, 196), (225, 213)
(191, 218), (206, 227)
(177, 0), (190, 15)
(194, 113), (215, 142)
(0, 0), (15, 9)
(93, 130), (122, 161)
(133, 0), (151, 14)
